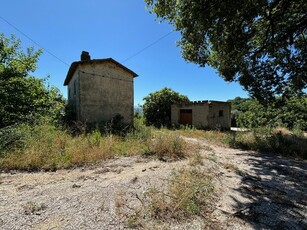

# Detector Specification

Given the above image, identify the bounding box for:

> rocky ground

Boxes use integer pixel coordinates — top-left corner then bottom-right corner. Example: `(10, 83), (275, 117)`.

(0, 137), (306, 229)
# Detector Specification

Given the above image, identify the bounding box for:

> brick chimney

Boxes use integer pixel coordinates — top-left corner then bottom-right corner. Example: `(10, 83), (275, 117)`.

(81, 51), (91, 61)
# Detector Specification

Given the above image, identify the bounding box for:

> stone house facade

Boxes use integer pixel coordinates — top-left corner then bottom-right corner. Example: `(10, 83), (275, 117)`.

(171, 101), (231, 130)
(64, 51), (138, 125)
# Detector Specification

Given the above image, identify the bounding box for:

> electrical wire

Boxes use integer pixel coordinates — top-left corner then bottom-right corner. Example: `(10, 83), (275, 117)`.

(122, 31), (174, 63)
(1, 15), (174, 66)
(0, 15), (70, 66)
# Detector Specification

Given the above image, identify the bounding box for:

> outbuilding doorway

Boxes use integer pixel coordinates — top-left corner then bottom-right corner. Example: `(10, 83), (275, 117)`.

(179, 109), (192, 125)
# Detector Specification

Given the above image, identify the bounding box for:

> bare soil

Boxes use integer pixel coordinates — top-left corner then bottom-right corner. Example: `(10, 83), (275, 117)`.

(0, 137), (306, 229)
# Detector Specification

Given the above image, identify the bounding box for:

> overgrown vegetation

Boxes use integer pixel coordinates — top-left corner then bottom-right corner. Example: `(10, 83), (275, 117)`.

(229, 96), (307, 130)
(0, 33), (65, 128)
(225, 127), (307, 159)
(0, 118), (190, 171)
(145, 167), (214, 220)
(149, 133), (186, 160)
(142, 87), (189, 128)
(158, 126), (307, 159)
(1, 116), (306, 171)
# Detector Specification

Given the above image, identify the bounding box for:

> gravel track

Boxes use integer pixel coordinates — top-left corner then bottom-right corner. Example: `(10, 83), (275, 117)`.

(0, 138), (306, 229)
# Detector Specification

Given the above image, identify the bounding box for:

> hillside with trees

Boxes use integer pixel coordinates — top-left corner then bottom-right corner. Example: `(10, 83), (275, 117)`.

(229, 96), (307, 130)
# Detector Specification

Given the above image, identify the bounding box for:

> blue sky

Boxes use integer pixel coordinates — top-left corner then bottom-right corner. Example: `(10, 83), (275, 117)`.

(1, 0), (248, 105)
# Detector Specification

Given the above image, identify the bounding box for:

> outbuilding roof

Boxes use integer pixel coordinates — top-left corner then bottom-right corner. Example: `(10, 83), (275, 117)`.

(64, 58), (138, 86)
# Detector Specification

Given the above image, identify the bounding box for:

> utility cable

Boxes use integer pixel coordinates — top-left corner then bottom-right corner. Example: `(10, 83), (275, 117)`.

(122, 31), (174, 63)
(0, 15), (70, 66)
(1, 15), (174, 66)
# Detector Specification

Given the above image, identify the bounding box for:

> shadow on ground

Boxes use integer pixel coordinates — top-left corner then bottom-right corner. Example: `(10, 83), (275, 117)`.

(231, 152), (307, 229)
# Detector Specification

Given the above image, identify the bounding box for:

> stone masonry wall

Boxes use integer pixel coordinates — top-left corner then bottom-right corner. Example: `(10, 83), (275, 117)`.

(77, 62), (134, 124)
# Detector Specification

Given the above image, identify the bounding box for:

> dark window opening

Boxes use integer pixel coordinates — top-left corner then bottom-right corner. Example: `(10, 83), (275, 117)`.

(219, 110), (224, 117)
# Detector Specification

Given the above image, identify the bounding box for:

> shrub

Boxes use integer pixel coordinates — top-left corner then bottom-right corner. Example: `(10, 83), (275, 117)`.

(0, 124), (31, 156)
(150, 134), (186, 160)
(225, 128), (307, 159)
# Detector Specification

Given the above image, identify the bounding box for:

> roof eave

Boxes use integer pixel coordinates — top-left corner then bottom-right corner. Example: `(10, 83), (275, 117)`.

(63, 58), (138, 86)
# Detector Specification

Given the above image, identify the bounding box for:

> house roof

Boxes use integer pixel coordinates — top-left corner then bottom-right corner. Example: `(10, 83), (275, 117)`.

(63, 58), (138, 86)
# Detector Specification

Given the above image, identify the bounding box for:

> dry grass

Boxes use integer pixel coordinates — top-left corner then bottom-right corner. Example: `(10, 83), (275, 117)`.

(0, 124), (190, 171)
(223, 163), (243, 175)
(119, 166), (216, 228)
(145, 167), (215, 220)
(0, 125), (148, 171)
(2, 122), (305, 171)
(189, 151), (204, 166)
(223, 163), (239, 171)
(172, 129), (229, 146)
(22, 201), (46, 215)
(226, 127), (307, 159)
(150, 134), (187, 160)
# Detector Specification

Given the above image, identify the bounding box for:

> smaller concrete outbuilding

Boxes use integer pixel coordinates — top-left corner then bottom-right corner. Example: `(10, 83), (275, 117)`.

(171, 100), (231, 130)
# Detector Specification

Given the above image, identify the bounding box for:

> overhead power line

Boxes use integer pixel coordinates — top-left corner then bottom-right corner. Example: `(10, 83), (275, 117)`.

(122, 31), (174, 63)
(1, 15), (174, 66)
(0, 15), (70, 66)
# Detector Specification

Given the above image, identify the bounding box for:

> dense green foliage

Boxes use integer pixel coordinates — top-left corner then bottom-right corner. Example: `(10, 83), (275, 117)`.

(142, 87), (189, 127)
(229, 96), (307, 130)
(145, 0), (307, 103)
(0, 34), (65, 128)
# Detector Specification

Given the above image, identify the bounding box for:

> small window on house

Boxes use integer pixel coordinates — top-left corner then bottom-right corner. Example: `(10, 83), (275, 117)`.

(219, 110), (224, 117)
(74, 81), (77, 96)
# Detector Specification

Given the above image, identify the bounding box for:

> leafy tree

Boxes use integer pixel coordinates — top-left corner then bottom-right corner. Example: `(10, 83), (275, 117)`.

(0, 34), (65, 128)
(142, 87), (189, 127)
(145, 0), (307, 103)
(228, 96), (307, 130)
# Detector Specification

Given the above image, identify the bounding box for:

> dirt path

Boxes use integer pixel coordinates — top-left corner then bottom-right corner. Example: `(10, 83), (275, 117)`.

(0, 138), (306, 229)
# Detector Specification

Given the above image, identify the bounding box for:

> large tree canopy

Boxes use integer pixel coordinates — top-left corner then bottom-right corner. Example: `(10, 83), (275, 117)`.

(145, 0), (307, 103)
(0, 34), (65, 128)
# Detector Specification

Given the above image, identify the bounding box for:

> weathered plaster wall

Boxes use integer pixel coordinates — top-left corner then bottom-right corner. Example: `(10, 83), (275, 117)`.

(171, 104), (210, 128)
(171, 102), (231, 130)
(207, 102), (231, 130)
(78, 62), (134, 124)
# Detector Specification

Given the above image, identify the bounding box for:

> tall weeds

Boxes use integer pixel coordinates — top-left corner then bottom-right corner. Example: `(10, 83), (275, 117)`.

(225, 127), (307, 159)
(0, 120), (189, 171)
